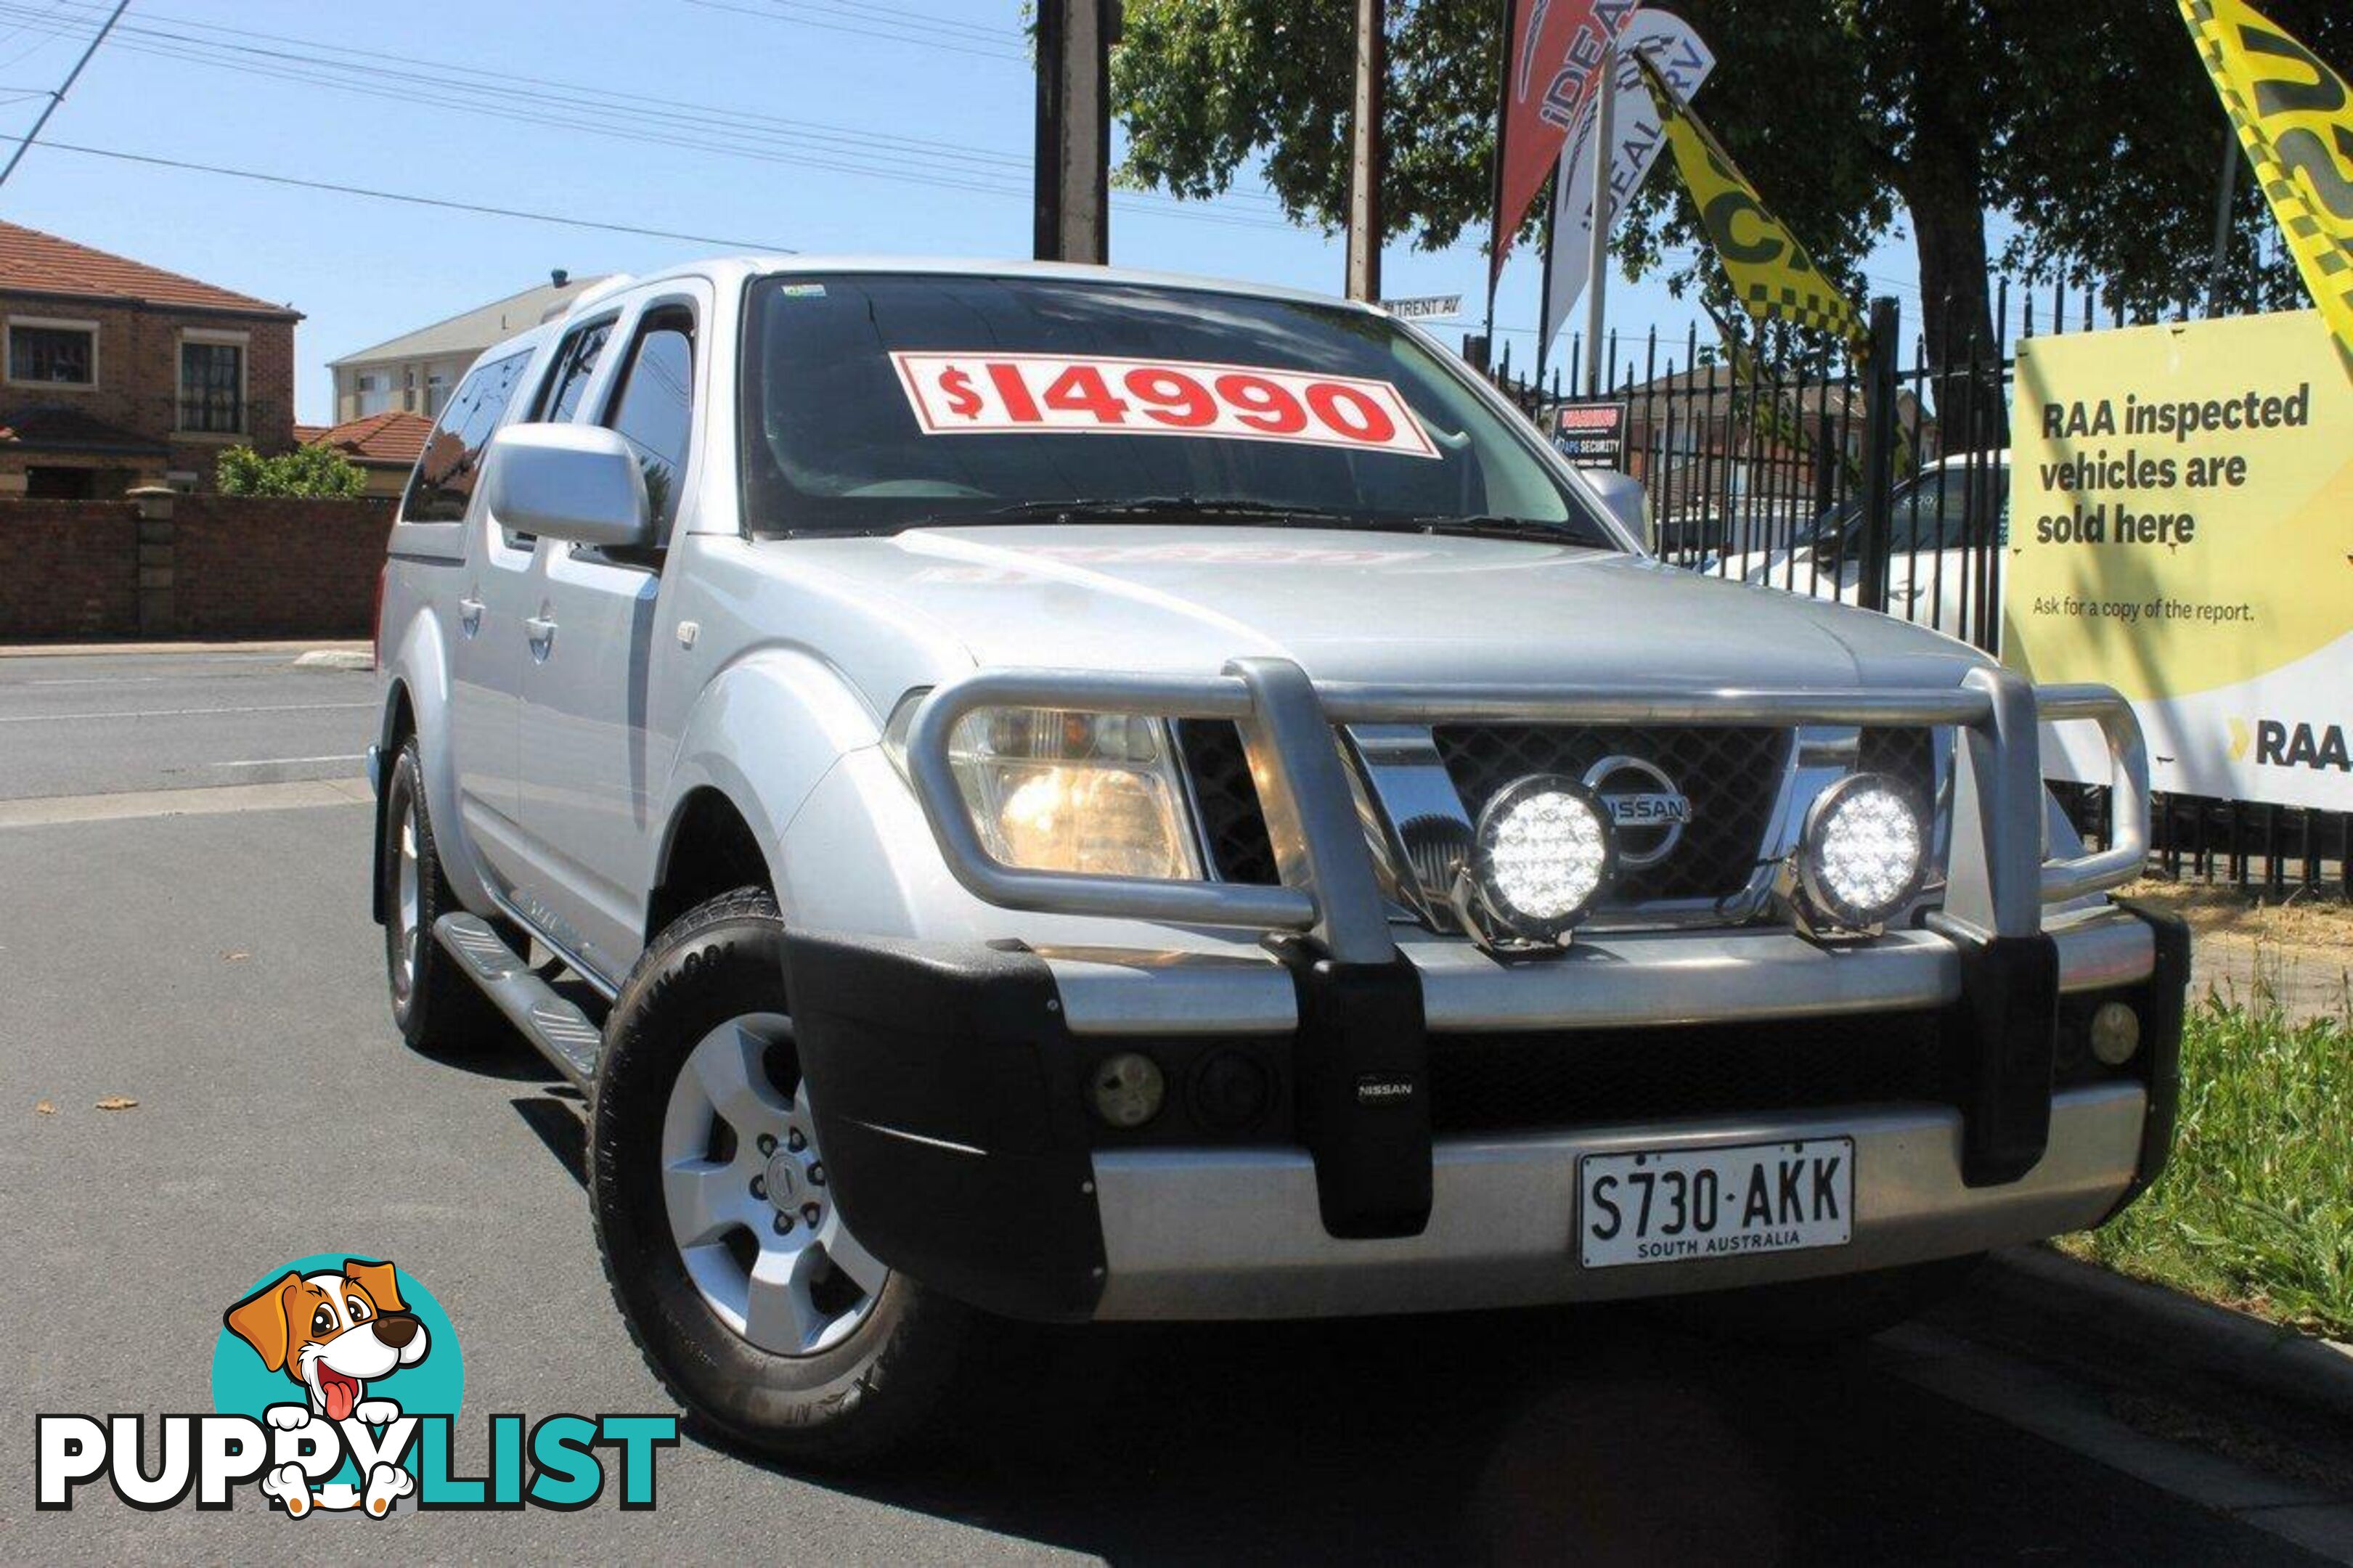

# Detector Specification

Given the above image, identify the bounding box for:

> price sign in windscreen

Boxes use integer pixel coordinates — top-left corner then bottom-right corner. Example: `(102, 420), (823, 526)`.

(891, 352), (1439, 460)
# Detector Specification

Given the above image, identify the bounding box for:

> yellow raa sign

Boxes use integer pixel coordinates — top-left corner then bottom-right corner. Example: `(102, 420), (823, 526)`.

(2003, 309), (2352, 810)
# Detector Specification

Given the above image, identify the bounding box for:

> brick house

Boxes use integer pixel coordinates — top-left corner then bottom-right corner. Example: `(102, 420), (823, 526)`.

(292, 409), (433, 498)
(0, 220), (300, 498)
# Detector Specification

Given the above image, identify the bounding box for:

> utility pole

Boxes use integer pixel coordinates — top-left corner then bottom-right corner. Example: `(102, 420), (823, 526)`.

(1581, 53), (1616, 396)
(2205, 126), (2240, 319)
(0, 0), (131, 193)
(1034, 0), (1117, 265)
(1344, 0), (1385, 302)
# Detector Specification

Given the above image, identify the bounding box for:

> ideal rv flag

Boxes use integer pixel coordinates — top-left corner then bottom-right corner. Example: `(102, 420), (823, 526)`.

(1489, 0), (1640, 284)
(1541, 11), (1717, 357)
(1633, 54), (1869, 356)
(2177, 0), (2353, 376)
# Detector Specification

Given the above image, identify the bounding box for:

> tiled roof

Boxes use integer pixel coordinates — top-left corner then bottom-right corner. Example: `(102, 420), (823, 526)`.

(0, 220), (299, 319)
(0, 403), (169, 454)
(307, 409), (433, 466)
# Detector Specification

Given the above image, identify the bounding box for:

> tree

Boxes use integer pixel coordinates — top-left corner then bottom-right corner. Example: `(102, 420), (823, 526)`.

(215, 442), (368, 499)
(1112, 1), (2352, 375)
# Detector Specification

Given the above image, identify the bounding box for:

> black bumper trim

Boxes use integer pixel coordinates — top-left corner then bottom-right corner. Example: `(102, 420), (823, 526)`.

(2107, 899), (2192, 1216)
(782, 933), (1106, 1322)
(1270, 936), (1433, 1240)
(1946, 929), (2061, 1187)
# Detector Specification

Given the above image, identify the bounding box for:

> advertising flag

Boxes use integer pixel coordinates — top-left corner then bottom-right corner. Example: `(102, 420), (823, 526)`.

(1541, 11), (1716, 356)
(2177, 0), (2353, 376)
(1490, 0), (1641, 284)
(1633, 54), (1869, 355)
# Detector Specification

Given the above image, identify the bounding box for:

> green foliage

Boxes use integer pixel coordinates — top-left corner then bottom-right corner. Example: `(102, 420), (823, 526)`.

(2072, 991), (2353, 1339)
(215, 441), (369, 499)
(1111, 1), (2353, 356)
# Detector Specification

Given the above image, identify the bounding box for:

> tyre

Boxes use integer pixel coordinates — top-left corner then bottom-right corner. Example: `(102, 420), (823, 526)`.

(589, 887), (975, 1465)
(1654, 1254), (1985, 1347)
(381, 738), (508, 1053)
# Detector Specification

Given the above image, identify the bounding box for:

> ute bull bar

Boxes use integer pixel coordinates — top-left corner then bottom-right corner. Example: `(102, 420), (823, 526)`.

(903, 657), (2149, 964)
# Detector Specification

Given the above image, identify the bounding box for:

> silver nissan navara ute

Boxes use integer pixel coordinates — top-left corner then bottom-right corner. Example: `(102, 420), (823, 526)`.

(370, 258), (2187, 1463)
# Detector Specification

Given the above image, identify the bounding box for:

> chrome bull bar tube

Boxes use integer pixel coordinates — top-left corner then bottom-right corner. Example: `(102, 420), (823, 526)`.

(902, 659), (2152, 950)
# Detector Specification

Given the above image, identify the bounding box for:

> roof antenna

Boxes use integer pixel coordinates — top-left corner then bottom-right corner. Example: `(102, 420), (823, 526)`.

(551, 269), (569, 289)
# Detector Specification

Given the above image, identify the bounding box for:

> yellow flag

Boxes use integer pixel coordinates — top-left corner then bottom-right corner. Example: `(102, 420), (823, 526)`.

(1634, 54), (1869, 356)
(2177, 0), (2353, 376)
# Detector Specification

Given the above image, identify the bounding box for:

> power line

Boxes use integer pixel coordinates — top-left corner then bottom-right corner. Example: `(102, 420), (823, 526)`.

(688, 0), (1029, 63)
(0, 134), (801, 251)
(0, 0), (119, 191)
(0, 0), (1295, 229)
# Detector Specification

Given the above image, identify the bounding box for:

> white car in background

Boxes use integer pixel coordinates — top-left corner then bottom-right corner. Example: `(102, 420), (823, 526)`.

(1716, 454), (2009, 641)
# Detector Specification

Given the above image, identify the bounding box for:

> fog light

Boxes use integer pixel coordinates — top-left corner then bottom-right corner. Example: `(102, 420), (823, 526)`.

(1191, 1049), (1272, 1135)
(1456, 775), (1614, 949)
(2089, 1001), (2142, 1066)
(1090, 1051), (1165, 1129)
(1791, 773), (1927, 934)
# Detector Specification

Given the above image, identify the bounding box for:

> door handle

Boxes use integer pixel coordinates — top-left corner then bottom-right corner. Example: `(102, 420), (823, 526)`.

(524, 614), (557, 651)
(457, 596), (484, 635)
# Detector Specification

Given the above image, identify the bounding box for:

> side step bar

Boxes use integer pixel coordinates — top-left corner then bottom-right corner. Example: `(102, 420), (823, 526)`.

(432, 912), (602, 1089)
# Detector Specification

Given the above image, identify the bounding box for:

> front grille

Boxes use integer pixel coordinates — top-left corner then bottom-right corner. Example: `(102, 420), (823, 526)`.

(1428, 1011), (1959, 1133)
(1432, 724), (1793, 902)
(1859, 726), (1938, 806)
(1175, 721), (1279, 885)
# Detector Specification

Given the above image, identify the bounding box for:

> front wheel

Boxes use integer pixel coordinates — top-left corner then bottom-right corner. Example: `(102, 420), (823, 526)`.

(589, 888), (976, 1464)
(381, 738), (507, 1053)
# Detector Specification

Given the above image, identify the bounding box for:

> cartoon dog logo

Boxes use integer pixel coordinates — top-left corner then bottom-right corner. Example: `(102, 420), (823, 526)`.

(223, 1258), (428, 1517)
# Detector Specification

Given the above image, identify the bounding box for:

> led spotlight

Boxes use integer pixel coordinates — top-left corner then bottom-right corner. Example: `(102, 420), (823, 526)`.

(1453, 775), (1614, 950)
(1789, 773), (1928, 935)
(1090, 1051), (1165, 1129)
(2089, 1001), (2142, 1066)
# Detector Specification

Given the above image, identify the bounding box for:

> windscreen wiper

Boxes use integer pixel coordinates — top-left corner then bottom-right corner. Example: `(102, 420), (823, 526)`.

(892, 496), (1371, 531)
(1382, 514), (1604, 547)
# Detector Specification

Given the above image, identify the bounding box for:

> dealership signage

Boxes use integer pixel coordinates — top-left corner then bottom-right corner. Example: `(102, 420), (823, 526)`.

(2002, 309), (2351, 809)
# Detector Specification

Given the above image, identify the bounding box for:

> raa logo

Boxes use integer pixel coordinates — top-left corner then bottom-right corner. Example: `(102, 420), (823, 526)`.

(36, 1254), (677, 1515)
(2229, 716), (2352, 772)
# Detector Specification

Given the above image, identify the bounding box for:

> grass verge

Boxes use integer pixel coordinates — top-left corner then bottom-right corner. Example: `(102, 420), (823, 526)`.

(2065, 990), (2353, 1340)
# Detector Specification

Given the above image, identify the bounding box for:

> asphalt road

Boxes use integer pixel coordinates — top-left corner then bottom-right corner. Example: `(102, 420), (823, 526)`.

(0, 651), (2342, 1565)
(0, 648), (376, 799)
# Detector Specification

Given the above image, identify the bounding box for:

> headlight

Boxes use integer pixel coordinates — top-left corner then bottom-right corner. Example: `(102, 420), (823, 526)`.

(1453, 774), (1614, 950)
(1788, 773), (1926, 934)
(942, 706), (1200, 881)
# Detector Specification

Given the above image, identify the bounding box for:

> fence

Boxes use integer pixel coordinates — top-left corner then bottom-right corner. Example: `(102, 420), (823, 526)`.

(0, 492), (394, 641)
(1478, 277), (2346, 900)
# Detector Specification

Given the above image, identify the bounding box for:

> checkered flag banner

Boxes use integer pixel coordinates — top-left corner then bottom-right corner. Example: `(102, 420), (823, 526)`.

(2179, 0), (2353, 378)
(1633, 54), (1869, 357)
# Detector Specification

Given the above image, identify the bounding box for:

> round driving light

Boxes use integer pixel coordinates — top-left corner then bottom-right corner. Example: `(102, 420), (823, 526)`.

(2089, 1001), (2142, 1066)
(1466, 775), (1615, 944)
(1090, 1051), (1165, 1129)
(1795, 773), (1927, 931)
(1191, 1049), (1273, 1135)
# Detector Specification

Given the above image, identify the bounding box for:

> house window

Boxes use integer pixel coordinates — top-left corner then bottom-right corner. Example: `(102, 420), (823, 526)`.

(355, 372), (391, 417)
(8, 321), (96, 386)
(179, 338), (245, 433)
(425, 372), (449, 417)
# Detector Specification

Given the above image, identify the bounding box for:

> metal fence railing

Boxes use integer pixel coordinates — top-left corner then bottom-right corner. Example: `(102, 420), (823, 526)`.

(1474, 277), (2346, 902)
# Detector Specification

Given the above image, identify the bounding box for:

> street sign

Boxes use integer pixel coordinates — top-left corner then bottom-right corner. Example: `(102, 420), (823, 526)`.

(1380, 294), (1463, 322)
(1552, 398), (1630, 469)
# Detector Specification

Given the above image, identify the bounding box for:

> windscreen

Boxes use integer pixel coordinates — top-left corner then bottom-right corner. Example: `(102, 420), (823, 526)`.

(738, 272), (1614, 546)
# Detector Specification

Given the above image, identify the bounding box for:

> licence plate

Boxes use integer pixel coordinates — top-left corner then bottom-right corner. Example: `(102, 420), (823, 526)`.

(1577, 1139), (1854, 1269)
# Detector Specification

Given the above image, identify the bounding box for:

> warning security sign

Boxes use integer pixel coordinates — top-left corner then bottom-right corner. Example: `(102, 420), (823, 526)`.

(2002, 309), (2351, 810)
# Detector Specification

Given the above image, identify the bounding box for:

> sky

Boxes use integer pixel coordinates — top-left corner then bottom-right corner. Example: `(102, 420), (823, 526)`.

(0, 0), (1935, 426)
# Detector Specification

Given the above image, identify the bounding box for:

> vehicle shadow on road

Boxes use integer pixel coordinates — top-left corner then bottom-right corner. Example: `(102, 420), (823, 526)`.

(696, 1307), (1826, 1565)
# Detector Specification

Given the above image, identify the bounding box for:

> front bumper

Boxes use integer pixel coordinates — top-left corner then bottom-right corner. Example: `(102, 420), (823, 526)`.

(785, 902), (2188, 1323)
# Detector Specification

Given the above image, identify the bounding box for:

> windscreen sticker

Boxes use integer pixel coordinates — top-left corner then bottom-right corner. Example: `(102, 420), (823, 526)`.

(890, 351), (1440, 459)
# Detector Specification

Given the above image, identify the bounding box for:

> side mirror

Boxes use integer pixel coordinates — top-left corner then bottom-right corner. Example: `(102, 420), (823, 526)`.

(1578, 467), (1652, 548)
(484, 424), (653, 549)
